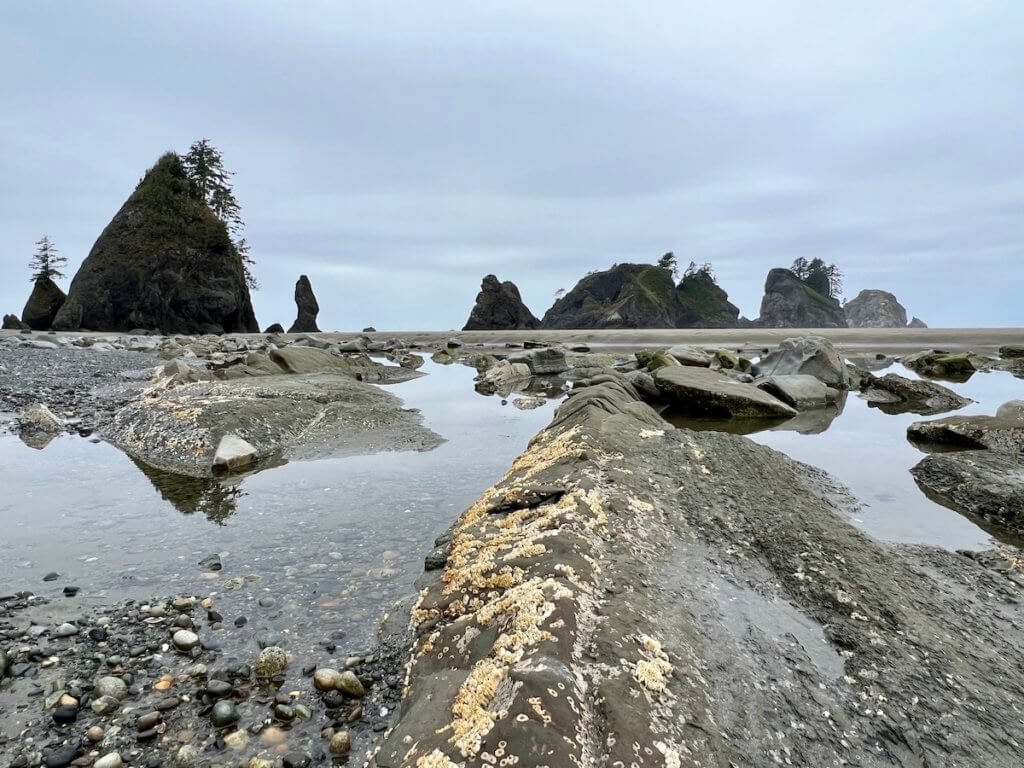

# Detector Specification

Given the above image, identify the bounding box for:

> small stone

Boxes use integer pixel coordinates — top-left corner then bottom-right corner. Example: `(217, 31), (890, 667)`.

(249, 759), (275, 768)
(322, 690), (345, 709)
(223, 729), (249, 750)
(205, 679), (232, 698)
(63, 586), (80, 597)
(172, 629), (199, 652)
(174, 745), (200, 766)
(254, 646), (288, 677)
(43, 745), (79, 768)
(94, 753), (123, 768)
(336, 670), (366, 697)
(137, 711), (162, 730)
(198, 554), (222, 571)
(260, 726), (287, 745)
(55, 622), (79, 638)
(58, 693), (79, 708)
(86, 726), (105, 742)
(313, 667), (342, 691)
(52, 705), (78, 724)
(91, 695), (121, 715)
(96, 676), (128, 700)
(273, 704), (295, 721)
(43, 571), (60, 581)
(211, 700), (240, 728)
(213, 434), (258, 473)
(329, 731), (351, 755)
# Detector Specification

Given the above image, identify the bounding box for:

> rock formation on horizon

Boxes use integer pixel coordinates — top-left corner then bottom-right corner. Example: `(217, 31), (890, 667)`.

(541, 264), (682, 329)
(21, 277), (66, 330)
(844, 289), (908, 328)
(463, 274), (540, 330)
(757, 268), (847, 328)
(53, 152), (258, 334)
(288, 275), (320, 333)
(675, 268), (741, 328)
(3, 313), (30, 330)
(908, 316), (928, 328)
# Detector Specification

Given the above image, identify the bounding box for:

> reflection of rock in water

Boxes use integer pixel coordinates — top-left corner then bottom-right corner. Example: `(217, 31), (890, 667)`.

(474, 375), (566, 400)
(18, 431), (58, 450)
(661, 392), (847, 437)
(130, 457), (246, 523)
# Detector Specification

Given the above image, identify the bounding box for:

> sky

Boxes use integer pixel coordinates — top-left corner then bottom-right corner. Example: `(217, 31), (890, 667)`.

(1, 1), (1022, 329)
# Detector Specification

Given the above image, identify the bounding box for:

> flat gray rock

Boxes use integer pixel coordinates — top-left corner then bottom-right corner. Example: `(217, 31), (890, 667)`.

(861, 373), (971, 415)
(753, 335), (848, 388)
(912, 450), (1024, 535)
(756, 374), (830, 410)
(908, 414), (1024, 452)
(654, 366), (796, 419)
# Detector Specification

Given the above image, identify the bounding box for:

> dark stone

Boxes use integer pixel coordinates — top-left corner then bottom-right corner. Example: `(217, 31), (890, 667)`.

(21, 277), (67, 330)
(263, 323), (285, 334)
(43, 572), (59, 581)
(462, 274), (540, 330)
(52, 153), (258, 334)
(287, 275), (320, 333)
(43, 745), (80, 768)
(843, 289), (908, 328)
(198, 554), (222, 571)
(52, 705), (78, 724)
(210, 700), (240, 727)
(282, 752), (311, 768)
(63, 586), (79, 597)
(322, 690), (345, 709)
(756, 268), (847, 328)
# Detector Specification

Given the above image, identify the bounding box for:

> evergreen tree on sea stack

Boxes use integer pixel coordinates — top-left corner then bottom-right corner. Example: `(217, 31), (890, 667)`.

(183, 139), (258, 290)
(28, 236), (67, 283)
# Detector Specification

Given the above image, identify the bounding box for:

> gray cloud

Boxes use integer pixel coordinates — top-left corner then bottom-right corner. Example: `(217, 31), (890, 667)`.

(1, 1), (1021, 330)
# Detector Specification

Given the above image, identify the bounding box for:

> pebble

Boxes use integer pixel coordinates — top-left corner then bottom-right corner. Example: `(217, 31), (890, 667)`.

(174, 745), (199, 766)
(54, 622), (79, 638)
(313, 667), (342, 691)
(136, 711), (161, 730)
(43, 745), (79, 768)
(337, 670), (366, 697)
(211, 700), (240, 728)
(223, 729), (249, 750)
(249, 760), (275, 768)
(253, 646), (288, 677)
(329, 730), (352, 755)
(52, 705), (78, 724)
(260, 726), (287, 745)
(205, 679), (232, 698)
(171, 629), (199, 652)
(86, 726), (105, 742)
(96, 676), (128, 700)
(91, 695), (120, 715)
(94, 753), (122, 768)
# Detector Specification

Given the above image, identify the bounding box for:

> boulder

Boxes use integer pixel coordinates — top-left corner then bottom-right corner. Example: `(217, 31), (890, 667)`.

(462, 275), (540, 330)
(264, 323), (285, 334)
(18, 404), (63, 434)
(999, 345), (1024, 360)
(3, 313), (29, 330)
(675, 269), (741, 327)
(653, 366), (796, 419)
(996, 400), (1024, 422)
(753, 336), (848, 388)
(542, 263), (681, 329)
(666, 344), (712, 367)
(907, 414), (1024, 453)
(21, 277), (66, 330)
(912, 451), (1024, 535)
(908, 316), (928, 328)
(756, 268), (847, 328)
(901, 350), (975, 381)
(287, 275), (320, 333)
(843, 289), (908, 328)
(475, 360), (532, 397)
(268, 346), (373, 376)
(52, 153), (258, 334)
(712, 349), (751, 372)
(634, 349), (680, 372)
(212, 435), (258, 473)
(756, 375), (831, 410)
(507, 347), (568, 376)
(860, 373), (971, 415)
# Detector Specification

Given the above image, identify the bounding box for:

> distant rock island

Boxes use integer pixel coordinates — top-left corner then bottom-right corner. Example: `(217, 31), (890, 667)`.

(53, 152), (258, 334)
(463, 274), (539, 330)
(844, 289), (928, 329)
(21, 277), (66, 330)
(288, 274), (321, 333)
(756, 268), (847, 328)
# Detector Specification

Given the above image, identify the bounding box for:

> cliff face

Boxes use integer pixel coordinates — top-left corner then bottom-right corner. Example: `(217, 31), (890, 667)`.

(542, 264), (683, 329)
(53, 153), (258, 334)
(675, 270), (741, 327)
(757, 268), (847, 328)
(462, 274), (539, 330)
(21, 277), (66, 330)
(844, 289), (908, 328)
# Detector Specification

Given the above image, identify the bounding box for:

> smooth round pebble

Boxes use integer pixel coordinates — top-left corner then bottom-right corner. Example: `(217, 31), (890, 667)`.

(172, 629), (199, 652)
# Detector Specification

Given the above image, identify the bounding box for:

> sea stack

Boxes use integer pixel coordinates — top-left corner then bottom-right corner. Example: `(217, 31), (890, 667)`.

(21, 277), (66, 330)
(52, 152), (258, 334)
(844, 289), (908, 328)
(462, 275), (539, 330)
(756, 268), (847, 328)
(288, 275), (320, 333)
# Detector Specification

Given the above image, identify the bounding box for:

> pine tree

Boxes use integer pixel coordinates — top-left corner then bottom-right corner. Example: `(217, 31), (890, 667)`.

(657, 251), (679, 279)
(182, 139), (259, 290)
(28, 236), (67, 283)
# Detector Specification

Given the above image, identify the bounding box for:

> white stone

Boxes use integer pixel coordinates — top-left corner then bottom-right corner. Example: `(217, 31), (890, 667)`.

(212, 434), (258, 472)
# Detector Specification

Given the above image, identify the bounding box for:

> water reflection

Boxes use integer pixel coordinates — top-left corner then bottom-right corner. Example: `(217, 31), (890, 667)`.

(130, 457), (247, 523)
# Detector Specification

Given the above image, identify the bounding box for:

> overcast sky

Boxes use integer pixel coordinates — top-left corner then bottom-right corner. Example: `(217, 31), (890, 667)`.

(2, 1), (1022, 329)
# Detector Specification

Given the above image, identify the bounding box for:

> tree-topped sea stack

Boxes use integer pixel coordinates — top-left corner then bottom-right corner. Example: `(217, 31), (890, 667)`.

(462, 274), (539, 330)
(757, 267), (847, 328)
(288, 275), (320, 333)
(21, 236), (67, 330)
(542, 263), (683, 328)
(675, 262), (741, 328)
(53, 153), (258, 334)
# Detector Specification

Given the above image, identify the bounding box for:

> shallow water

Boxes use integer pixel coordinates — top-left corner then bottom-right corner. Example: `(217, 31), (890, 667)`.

(0, 361), (558, 662)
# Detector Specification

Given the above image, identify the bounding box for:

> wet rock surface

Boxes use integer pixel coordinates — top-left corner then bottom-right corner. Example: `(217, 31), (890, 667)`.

(373, 374), (1024, 767)
(912, 450), (1024, 535)
(860, 372), (972, 415)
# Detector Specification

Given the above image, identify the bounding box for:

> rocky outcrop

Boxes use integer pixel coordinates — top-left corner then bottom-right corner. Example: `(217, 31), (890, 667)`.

(263, 323), (284, 334)
(653, 366), (796, 418)
(3, 313), (29, 330)
(908, 412), (1024, 452)
(901, 349), (976, 381)
(908, 316), (928, 328)
(753, 335), (849, 388)
(542, 264), (682, 329)
(21, 277), (66, 330)
(756, 268), (847, 328)
(860, 373), (971, 415)
(912, 451), (1024, 534)
(675, 269), (741, 327)
(843, 289), (907, 328)
(287, 275), (320, 333)
(756, 374), (833, 410)
(462, 274), (540, 330)
(373, 374), (1024, 768)
(52, 153), (258, 334)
